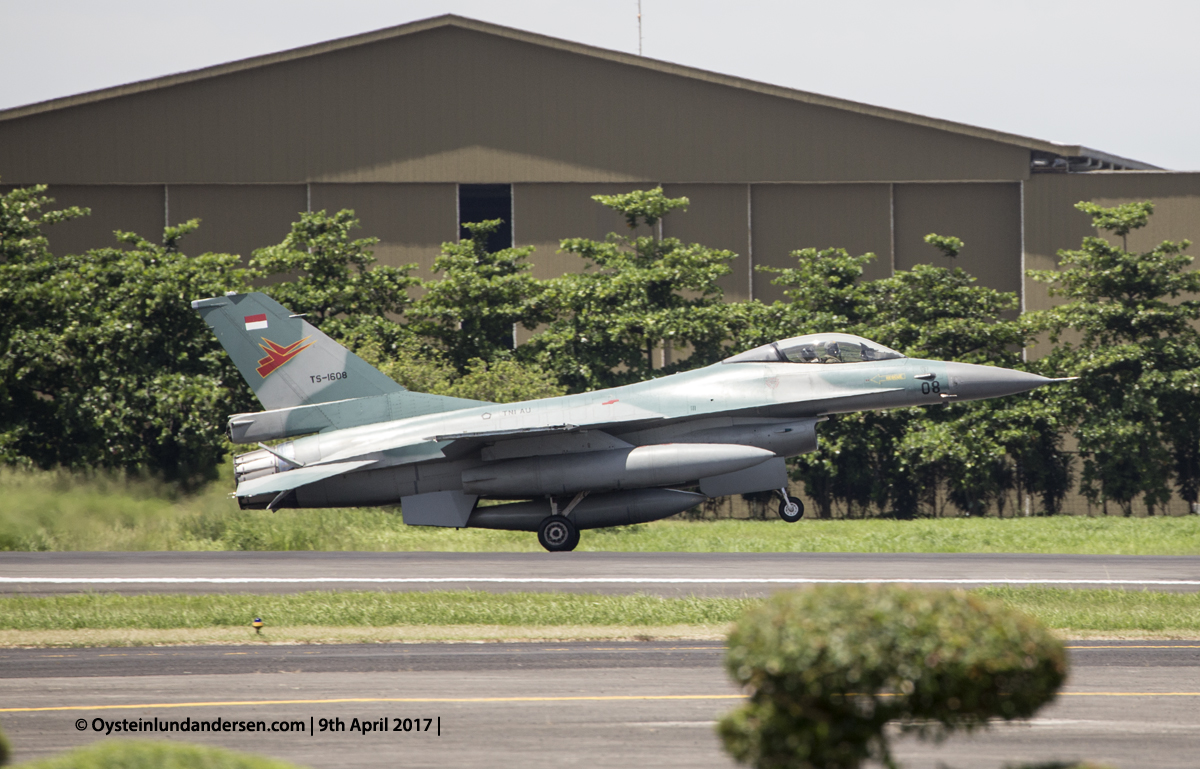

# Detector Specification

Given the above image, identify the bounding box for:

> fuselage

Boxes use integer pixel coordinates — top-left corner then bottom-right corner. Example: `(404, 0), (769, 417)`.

(239, 353), (1043, 510)
(201, 294), (1061, 548)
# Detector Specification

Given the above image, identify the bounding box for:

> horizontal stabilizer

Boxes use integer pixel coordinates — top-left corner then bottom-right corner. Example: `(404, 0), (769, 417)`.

(235, 459), (377, 498)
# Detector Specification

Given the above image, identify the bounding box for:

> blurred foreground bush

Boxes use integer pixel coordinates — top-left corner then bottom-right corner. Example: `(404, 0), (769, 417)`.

(11, 740), (302, 769)
(719, 585), (1067, 769)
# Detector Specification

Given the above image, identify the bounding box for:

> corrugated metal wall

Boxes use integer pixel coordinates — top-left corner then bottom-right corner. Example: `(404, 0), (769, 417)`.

(512, 183), (651, 280)
(167, 185), (306, 260)
(4, 22), (1199, 365)
(0, 26), (1030, 186)
(1023, 172), (1200, 357)
(25, 185), (165, 256)
(893, 183), (1023, 305)
(310, 183), (457, 276)
(661, 184), (751, 301)
(750, 184), (894, 304)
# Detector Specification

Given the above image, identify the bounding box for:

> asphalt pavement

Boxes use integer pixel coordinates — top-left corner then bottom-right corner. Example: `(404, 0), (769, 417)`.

(4, 551), (1200, 595)
(2, 641), (1198, 768)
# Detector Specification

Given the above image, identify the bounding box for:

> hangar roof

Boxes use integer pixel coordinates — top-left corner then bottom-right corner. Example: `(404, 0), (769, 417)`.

(0, 15), (1158, 182)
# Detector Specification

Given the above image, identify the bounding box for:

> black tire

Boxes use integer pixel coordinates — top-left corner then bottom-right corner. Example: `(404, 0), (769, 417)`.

(537, 515), (580, 552)
(779, 498), (804, 523)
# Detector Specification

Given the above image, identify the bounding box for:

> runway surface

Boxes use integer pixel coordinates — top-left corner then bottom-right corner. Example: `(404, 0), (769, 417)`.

(3, 641), (1198, 768)
(4, 551), (1200, 595)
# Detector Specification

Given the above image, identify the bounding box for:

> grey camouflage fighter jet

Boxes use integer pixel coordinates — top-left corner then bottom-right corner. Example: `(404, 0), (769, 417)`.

(193, 292), (1065, 551)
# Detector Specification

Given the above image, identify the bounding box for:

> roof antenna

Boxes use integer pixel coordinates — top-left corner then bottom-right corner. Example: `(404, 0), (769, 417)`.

(637, 0), (643, 55)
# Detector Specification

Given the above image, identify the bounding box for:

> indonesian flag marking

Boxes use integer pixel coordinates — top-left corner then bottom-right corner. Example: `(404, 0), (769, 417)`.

(244, 313), (268, 331)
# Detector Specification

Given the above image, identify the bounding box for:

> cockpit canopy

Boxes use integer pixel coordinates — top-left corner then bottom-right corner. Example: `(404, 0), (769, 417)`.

(723, 333), (905, 365)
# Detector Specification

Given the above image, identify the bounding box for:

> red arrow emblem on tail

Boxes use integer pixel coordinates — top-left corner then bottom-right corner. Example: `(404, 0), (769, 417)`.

(255, 337), (313, 377)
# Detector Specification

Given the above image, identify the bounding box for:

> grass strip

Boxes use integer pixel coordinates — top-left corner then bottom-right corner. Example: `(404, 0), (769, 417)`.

(0, 591), (753, 630)
(2, 588), (1200, 647)
(975, 585), (1200, 634)
(5, 468), (1200, 554)
(0, 625), (730, 648)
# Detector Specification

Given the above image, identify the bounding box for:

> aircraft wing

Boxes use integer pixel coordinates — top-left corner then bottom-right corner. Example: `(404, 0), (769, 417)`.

(235, 459), (377, 498)
(425, 423), (651, 462)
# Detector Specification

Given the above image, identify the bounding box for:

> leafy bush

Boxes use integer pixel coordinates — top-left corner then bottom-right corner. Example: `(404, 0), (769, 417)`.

(0, 185), (256, 485)
(718, 585), (1067, 769)
(10, 741), (301, 769)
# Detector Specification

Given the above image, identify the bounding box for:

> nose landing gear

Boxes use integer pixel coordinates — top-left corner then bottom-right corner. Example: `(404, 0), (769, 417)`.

(777, 488), (803, 523)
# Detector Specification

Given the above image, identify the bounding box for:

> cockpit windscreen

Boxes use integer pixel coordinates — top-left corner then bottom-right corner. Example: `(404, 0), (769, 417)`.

(723, 333), (905, 365)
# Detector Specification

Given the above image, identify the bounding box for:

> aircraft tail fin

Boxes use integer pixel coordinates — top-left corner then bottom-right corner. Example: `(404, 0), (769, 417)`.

(192, 292), (407, 412)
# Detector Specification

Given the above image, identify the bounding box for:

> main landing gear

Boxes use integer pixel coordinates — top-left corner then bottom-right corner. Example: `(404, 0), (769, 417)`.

(538, 515), (580, 552)
(777, 488), (804, 523)
(537, 492), (587, 552)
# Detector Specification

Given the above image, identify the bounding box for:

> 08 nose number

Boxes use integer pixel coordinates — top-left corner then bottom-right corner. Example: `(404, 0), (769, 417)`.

(920, 380), (941, 394)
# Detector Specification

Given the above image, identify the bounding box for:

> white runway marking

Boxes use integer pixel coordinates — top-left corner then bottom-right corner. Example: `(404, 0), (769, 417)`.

(3, 577), (1200, 586)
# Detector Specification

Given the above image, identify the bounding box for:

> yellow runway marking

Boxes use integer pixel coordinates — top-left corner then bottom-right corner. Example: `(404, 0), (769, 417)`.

(1066, 645), (1200, 650)
(1059, 692), (1200, 697)
(6, 691), (1200, 714)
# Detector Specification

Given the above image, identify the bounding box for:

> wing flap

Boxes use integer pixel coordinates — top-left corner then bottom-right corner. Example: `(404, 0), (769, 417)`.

(235, 460), (377, 498)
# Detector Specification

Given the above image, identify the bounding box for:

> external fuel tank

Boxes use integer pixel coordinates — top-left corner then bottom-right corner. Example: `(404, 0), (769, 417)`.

(466, 488), (706, 531)
(460, 443), (775, 497)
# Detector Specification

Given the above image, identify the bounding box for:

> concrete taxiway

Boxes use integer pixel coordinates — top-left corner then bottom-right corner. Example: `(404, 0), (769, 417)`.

(1, 641), (1198, 768)
(3, 551), (1200, 595)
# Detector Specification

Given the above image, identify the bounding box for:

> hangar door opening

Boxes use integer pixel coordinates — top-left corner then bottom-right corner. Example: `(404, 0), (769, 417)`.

(459, 184), (513, 252)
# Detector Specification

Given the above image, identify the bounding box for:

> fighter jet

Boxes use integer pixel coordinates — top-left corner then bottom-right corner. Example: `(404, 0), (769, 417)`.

(193, 292), (1064, 551)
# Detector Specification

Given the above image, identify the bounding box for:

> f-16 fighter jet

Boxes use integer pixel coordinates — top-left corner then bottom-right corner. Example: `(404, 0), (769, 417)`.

(194, 292), (1064, 551)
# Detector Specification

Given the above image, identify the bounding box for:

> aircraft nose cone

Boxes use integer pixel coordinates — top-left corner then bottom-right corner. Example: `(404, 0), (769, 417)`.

(945, 361), (1056, 402)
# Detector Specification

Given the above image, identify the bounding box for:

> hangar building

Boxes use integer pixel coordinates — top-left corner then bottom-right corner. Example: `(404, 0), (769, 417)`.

(2, 14), (1199, 358)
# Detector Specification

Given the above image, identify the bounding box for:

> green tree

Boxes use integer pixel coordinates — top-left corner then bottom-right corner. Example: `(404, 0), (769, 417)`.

(254, 212), (564, 404)
(0, 184), (90, 464)
(409, 219), (552, 373)
(528, 187), (738, 391)
(745, 247), (875, 345)
(924, 232), (964, 259)
(250, 209), (418, 353)
(0, 192), (255, 483)
(0, 183), (90, 263)
(757, 243), (1068, 518)
(1029, 201), (1200, 515)
(356, 339), (566, 405)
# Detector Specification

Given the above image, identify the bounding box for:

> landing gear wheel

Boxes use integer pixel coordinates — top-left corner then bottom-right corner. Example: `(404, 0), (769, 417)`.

(778, 497), (803, 523)
(538, 515), (580, 552)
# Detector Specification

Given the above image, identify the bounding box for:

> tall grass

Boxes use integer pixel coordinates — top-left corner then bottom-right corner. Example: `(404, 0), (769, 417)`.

(0, 467), (225, 551)
(0, 467), (539, 551)
(2, 467), (1199, 554)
